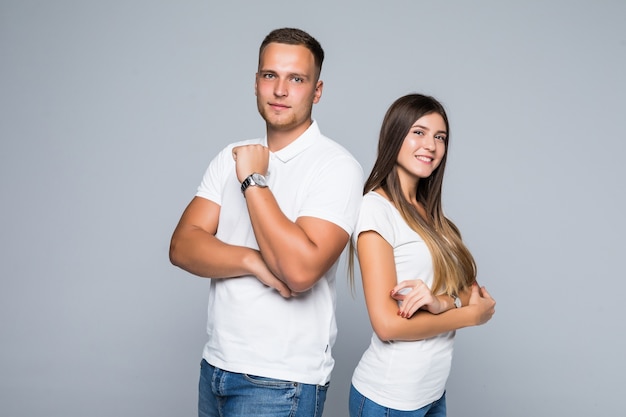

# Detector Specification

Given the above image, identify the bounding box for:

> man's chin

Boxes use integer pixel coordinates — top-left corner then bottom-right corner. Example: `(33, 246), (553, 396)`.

(263, 118), (295, 132)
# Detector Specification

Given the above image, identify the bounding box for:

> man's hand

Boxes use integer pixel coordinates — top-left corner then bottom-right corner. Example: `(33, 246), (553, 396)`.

(247, 250), (294, 298)
(232, 145), (270, 182)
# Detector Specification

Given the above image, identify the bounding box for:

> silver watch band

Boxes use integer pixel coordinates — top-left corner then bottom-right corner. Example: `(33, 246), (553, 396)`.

(240, 173), (267, 194)
(451, 294), (461, 308)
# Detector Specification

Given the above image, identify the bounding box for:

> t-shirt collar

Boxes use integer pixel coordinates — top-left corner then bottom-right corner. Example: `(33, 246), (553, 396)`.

(265, 120), (319, 163)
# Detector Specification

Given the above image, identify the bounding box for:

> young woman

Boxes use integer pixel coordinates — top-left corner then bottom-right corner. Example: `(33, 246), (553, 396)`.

(349, 94), (496, 417)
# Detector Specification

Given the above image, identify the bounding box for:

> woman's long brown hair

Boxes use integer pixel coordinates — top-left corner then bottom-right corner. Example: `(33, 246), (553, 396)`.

(349, 94), (476, 297)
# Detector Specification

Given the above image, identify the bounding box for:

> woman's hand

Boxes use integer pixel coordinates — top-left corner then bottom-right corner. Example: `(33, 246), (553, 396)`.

(391, 279), (447, 318)
(466, 283), (496, 325)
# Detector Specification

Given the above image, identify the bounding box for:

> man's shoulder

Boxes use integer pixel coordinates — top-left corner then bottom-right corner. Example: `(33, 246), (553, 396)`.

(226, 137), (264, 149)
(313, 133), (359, 163)
(213, 137), (264, 159)
(307, 135), (364, 185)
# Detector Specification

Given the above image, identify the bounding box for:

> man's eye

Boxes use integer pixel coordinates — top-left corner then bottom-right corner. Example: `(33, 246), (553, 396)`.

(263, 74), (275, 79)
(292, 77), (303, 83)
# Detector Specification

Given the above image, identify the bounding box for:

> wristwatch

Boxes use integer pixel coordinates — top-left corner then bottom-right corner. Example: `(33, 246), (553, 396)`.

(240, 173), (268, 194)
(451, 294), (462, 308)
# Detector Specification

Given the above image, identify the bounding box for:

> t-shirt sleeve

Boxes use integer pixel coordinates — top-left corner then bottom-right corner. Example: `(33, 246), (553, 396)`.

(195, 145), (233, 206)
(298, 153), (364, 236)
(353, 194), (396, 247)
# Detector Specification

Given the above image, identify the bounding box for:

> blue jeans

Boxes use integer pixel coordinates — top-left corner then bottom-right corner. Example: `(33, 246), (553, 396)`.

(349, 384), (446, 417)
(199, 359), (329, 417)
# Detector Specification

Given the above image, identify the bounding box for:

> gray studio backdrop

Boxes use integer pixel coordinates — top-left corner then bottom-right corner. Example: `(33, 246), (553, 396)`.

(1, 1), (625, 416)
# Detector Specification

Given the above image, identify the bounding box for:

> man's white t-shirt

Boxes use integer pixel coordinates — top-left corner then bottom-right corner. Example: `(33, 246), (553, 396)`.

(196, 121), (363, 385)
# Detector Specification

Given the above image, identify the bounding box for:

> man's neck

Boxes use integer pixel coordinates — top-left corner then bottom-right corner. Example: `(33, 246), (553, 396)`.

(266, 120), (313, 152)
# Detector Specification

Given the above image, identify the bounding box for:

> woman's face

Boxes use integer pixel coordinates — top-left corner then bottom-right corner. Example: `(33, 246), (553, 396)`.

(395, 112), (447, 184)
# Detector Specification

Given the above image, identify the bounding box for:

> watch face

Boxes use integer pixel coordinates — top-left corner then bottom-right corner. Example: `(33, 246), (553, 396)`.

(251, 173), (267, 187)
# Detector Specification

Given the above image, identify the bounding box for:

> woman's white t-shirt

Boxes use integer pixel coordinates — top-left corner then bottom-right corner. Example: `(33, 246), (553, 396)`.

(351, 191), (455, 411)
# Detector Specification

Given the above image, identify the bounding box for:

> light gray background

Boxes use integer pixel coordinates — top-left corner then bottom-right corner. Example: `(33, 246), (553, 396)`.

(1, 1), (625, 416)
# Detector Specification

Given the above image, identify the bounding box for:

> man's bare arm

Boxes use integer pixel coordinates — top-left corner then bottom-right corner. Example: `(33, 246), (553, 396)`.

(232, 144), (352, 293)
(169, 196), (292, 297)
(245, 186), (349, 292)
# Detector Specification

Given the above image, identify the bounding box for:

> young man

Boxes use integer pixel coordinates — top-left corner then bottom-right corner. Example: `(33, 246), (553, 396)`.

(169, 28), (363, 417)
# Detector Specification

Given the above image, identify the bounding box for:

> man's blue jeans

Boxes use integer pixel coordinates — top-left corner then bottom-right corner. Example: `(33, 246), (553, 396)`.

(349, 384), (446, 417)
(199, 359), (329, 417)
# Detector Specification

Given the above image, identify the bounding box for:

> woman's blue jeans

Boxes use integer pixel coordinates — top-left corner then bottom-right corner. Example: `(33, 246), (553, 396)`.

(199, 359), (328, 417)
(349, 384), (446, 417)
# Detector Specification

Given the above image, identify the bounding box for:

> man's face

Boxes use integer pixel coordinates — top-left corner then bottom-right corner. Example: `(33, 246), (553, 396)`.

(255, 42), (322, 137)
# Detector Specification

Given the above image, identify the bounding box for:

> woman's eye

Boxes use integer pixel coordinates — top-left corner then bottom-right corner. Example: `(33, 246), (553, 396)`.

(435, 135), (446, 141)
(413, 130), (424, 136)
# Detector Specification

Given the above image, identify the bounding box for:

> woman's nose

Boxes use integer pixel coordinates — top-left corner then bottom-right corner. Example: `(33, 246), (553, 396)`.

(422, 134), (436, 150)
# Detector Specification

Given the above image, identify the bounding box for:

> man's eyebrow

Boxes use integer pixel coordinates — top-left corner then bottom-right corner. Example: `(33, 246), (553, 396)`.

(258, 69), (311, 79)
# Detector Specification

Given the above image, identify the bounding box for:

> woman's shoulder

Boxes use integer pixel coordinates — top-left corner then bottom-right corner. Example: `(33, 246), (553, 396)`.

(364, 189), (390, 203)
(359, 191), (400, 226)
(356, 190), (399, 245)
(362, 189), (395, 211)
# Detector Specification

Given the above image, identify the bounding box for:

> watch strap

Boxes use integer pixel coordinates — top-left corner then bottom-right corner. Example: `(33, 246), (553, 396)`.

(240, 175), (254, 193)
(240, 173), (267, 194)
(451, 294), (461, 308)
